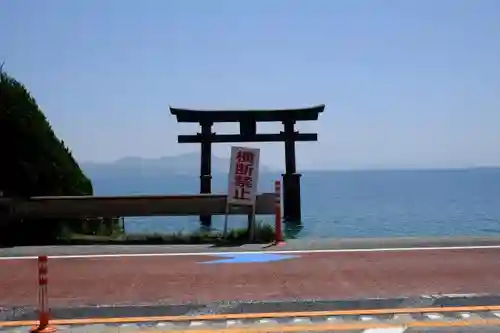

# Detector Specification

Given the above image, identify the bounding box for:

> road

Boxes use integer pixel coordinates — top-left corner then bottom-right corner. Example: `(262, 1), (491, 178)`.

(3, 247), (500, 307)
(2, 238), (500, 332)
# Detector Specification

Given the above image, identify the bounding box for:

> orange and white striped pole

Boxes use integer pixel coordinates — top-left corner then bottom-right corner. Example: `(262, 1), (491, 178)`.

(31, 256), (56, 333)
(274, 180), (285, 245)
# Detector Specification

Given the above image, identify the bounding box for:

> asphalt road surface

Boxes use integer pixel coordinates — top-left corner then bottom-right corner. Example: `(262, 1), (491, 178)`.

(3, 237), (500, 332)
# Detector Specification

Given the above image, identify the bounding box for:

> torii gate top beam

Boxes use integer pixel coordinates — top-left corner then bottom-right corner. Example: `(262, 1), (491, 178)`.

(169, 104), (325, 123)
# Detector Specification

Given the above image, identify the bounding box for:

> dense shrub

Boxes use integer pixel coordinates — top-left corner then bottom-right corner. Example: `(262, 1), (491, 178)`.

(0, 69), (94, 245)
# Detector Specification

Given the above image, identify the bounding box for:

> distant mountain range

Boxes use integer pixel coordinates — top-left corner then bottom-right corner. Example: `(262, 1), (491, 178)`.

(81, 154), (500, 180)
(82, 153), (274, 179)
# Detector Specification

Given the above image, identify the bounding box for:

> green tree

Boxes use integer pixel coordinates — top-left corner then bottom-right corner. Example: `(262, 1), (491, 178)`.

(0, 68), (93, 245)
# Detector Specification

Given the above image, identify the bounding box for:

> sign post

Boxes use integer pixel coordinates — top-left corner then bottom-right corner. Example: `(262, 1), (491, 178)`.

(225, 146), (260, 240)
(31, 256), (56, 333)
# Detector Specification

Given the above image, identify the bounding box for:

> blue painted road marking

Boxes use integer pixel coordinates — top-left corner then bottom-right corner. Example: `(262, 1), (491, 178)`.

(201, 253), (300, 264)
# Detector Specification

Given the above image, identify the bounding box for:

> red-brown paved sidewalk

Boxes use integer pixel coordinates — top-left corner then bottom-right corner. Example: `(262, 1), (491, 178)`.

(2, 248), (500, 308)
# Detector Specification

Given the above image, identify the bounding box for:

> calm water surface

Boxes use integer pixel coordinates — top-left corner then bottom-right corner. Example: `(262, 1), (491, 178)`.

(89, 169), (500, 239)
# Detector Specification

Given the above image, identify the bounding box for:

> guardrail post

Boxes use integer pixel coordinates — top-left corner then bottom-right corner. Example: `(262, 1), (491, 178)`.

(274, 180), (285, 245)
(31, 256), (56, 333)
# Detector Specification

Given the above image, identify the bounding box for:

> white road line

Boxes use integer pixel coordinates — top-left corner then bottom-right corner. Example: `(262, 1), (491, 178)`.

(363, 328), (406, 333)
(292, 318), (310, 323)
(433, 293), (483, 298)
(156, 322), (172, 327)
(189, 321), (205, 327)
(1, 244), (500, 260)
(226, 320), (240, 326)
(425, 313), (443, 320)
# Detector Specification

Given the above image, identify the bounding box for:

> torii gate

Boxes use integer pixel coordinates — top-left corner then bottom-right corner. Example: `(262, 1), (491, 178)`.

(170, 105), (325, 226)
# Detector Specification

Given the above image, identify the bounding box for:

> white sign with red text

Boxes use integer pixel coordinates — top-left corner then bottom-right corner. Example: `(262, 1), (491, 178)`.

(227, 146), (260, 206)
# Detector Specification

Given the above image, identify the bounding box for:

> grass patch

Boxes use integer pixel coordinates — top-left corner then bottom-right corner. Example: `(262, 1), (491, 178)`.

(57, 222), (276, 245)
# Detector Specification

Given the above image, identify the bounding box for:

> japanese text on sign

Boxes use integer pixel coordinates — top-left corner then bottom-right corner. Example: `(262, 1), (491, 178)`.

(227, 146), (260, 206)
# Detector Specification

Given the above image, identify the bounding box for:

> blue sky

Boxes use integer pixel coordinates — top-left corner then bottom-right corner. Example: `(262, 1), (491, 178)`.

(1, 0), (499, 170)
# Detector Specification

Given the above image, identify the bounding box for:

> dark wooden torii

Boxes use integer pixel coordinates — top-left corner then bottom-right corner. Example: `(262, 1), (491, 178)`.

(169, 105), (325, 227)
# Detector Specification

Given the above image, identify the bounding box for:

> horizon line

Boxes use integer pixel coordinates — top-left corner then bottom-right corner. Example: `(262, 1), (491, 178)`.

(81, 164), (500, 173)
(80, 154), (500, 172)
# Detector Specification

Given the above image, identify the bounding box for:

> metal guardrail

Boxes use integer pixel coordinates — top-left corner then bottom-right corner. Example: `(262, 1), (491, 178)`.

(0, 193), (276, 218)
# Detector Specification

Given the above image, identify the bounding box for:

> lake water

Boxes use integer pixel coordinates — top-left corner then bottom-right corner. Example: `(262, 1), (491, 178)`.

(89, 169), (500, 239)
